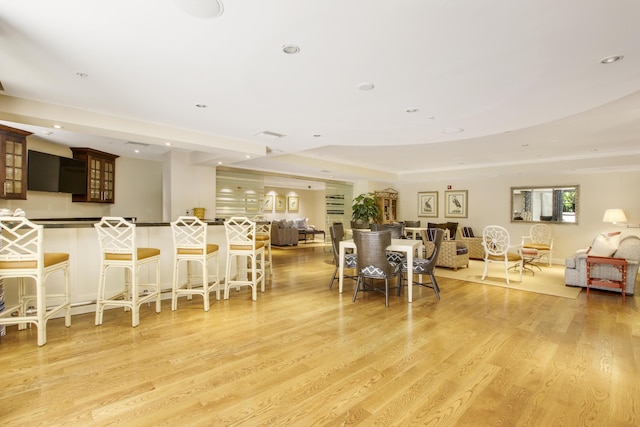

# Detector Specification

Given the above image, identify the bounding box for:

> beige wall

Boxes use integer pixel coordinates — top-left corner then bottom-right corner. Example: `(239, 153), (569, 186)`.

(395, 170), (640, 262)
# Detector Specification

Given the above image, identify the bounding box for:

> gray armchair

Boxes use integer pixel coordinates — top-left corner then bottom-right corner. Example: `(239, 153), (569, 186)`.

(270, 220), (298, 246)
(565, 235), (640, 294)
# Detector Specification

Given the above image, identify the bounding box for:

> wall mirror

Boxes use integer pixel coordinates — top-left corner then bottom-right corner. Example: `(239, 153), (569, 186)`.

(511, 185), (579, 224)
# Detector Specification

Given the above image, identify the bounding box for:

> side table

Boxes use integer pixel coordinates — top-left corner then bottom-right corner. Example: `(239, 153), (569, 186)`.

(586, 255), (627, 302)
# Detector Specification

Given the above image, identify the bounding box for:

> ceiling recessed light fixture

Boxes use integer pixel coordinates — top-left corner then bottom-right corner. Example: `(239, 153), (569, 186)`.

(75, 72), (88, 79)
(255, 130), (285, 139)
(313, 134), (322, 138)
(195, 104), (208, 108)
(357, 82), (375, 91)
(405, 108), (419, 113)
(53, 124), (63, 129)
(600, 55), (623, 64)
(282, 44), (300, 54)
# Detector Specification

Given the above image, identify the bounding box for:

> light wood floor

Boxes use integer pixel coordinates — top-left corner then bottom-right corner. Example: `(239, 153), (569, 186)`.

(1, 246), (639, 426)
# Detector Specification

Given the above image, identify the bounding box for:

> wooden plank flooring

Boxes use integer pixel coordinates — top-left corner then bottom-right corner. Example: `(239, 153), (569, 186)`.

(1, 245), (639, 426)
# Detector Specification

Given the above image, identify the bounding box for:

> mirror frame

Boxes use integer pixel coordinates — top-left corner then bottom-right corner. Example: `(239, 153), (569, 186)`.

(511, 185), (579, 224)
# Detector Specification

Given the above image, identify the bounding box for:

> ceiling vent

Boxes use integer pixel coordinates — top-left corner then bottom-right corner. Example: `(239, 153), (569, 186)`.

(254, 130), (285, 140)
(125, 141), (150, 148)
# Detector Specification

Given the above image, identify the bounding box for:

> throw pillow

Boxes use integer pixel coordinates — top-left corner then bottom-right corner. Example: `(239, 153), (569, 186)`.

(462, 226), (474, 238)
(586, 231), (622, 257)
(446, 222), (458, 241)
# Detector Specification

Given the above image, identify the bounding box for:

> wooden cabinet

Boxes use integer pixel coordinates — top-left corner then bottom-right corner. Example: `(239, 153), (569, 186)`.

(376, 188), (398, 224)
(0, 124), (31, 200)
(71, 148), (119, 203)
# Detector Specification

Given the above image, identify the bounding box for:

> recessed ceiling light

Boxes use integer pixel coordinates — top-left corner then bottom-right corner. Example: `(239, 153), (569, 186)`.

(218, 161), (222, 165)
(75, 72), (88, 79)
(405, 108), (419, 113)
(195, 104), (208, 108)
(600, 55), (623, 64)
(282, 44), (300, 54)
(165, 142), (171, 146)
(313, 134), (322, 137)
(357, 82), (375, 91)
(245, 155), (251, 159)
(53, 124), (63, 129)
(442, 128), (464, 134)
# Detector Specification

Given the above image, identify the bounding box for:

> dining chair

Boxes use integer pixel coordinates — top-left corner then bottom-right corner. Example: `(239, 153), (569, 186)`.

(400, 228), (444, 300)
(521, 223), (554, 266)
(328, 223), (357, 288)
(481, 225), (523, 285)
(224, 216), (265, 300)
(94, 217), (162, 327)
(252, 215), (273, 275)
(0, 216), (71, 346)
(352, 229), (401, 307)
(170, 216), (220, 311)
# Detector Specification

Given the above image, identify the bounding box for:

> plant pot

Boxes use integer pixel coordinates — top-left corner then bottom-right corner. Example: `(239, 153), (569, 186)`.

(351, 220), (370, 229)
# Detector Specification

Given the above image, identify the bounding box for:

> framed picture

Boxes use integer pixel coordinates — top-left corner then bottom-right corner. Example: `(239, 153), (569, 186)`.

(275, 195), (286, 212)
(418, 191), (438, 217)
(445, 190), (468, 218)
(287, 196), (299, 213)
(263, 195), (273, 212)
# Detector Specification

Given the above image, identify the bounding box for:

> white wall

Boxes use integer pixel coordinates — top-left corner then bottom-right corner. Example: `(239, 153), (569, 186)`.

(263, 187), (325, 228)
(395, 170), (640, 262)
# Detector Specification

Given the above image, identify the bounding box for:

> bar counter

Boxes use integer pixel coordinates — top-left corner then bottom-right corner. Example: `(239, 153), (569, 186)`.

(3, 218), (230, 318)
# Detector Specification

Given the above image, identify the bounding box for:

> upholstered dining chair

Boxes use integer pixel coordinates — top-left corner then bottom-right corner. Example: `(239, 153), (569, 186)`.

(224, 216), (265, 301)
(481, 225), (523, 285)
(94, 217), (162, 327)
(170, 216), (220, 311)
(0, 216), (71, 346)
(352, 229), (401, 307)
(370, 223), (405, 263)
(521, 223), (554, 266)
(329, 223), (357, 288)
(400, 228), (444, 300)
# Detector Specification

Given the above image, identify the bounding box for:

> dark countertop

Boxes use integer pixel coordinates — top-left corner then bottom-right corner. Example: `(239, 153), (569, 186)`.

(32, 218), (224, 229)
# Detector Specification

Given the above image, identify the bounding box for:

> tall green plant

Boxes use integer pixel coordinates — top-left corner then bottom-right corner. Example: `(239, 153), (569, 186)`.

(351, 192), (381, 223)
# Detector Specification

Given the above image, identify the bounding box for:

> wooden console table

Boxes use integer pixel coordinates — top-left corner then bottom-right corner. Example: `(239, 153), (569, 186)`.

(586, 255), (627, 302)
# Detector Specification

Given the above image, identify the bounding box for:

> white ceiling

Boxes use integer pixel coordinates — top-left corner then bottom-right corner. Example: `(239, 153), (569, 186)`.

(1, 0), (639, 184)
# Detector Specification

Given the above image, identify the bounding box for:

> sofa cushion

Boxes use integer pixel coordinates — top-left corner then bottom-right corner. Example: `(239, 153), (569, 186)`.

(586, 231), (622, 257)
(614, 236), (640, 261)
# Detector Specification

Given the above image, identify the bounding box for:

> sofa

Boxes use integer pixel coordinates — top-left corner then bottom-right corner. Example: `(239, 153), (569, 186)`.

(565, 234), (640, 295)
(270, 220), (299, 246)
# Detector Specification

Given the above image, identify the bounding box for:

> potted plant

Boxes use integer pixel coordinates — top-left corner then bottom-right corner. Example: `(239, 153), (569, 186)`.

(351, 192), (381, 229)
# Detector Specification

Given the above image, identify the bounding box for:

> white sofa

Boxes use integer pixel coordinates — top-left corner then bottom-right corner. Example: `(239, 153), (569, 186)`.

(565, 235), (640, 295)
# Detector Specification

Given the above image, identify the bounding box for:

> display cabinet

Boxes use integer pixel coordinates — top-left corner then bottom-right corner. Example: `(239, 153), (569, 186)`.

(0, 124), (31, 200)
(375, 188), (398, 224)
(71, 148), (118, 203)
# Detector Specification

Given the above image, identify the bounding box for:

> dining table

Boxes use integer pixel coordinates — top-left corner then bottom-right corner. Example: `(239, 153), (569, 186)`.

(338, 238), (424, 303)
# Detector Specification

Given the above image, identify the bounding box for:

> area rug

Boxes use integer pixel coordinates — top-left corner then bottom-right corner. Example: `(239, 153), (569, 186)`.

(435, 260), (582, 299)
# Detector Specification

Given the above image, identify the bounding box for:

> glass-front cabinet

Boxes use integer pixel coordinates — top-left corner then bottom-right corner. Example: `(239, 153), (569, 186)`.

(376, 188), (398, 224)
(71, 148), (118, 203)
(511, 185), (578, 224)
(0, 124), (31, 200)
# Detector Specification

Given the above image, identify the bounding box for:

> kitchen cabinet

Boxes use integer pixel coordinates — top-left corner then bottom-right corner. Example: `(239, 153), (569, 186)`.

(0, 124), (31, 200)
(71, 148), (118, 203)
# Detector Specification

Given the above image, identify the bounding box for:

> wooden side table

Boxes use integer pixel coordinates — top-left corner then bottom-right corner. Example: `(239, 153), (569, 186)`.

(586, 255), (628, 301)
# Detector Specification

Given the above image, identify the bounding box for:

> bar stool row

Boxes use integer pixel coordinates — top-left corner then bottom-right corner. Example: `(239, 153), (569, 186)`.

(0, 215), (269, 346)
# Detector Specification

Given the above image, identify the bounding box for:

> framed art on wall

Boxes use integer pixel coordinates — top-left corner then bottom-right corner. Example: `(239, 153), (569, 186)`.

(418, 191), (438, 217)
(263, 195), (273, 212)
(275, 195), (286, 212)
(287, 196), (299, 213)
(445, 190), (468, 218)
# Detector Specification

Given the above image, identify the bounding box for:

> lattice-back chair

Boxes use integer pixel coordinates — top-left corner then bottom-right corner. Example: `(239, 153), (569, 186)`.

(252, 215), (272, 275)
(94, 217), (161, 327)
(329, 223), (357, 288)
(521, 223), (554, 266)
(400, 228), (445, 300)
(481, 225), (522, 285)
(170, 216), (220, 311)
(224, 217), (265, 301)
(352, 229), (401, 307)
(0, 216), (71, 346)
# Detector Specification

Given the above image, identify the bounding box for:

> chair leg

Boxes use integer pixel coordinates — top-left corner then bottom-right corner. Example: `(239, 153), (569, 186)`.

(36, 278), (46, 346)
(63, 264), (72, 327)
(202, 261), (210, 312)
(482, 261), (489, 281)
(172, 258), (180, 311)
(384, 278), (389, 307)
(95, 266), (107, 326)
(329, 266), (338, 288)
(131, 266), (140, 327)
(429, 273), (440, 300)
(353, 276), (362, 302)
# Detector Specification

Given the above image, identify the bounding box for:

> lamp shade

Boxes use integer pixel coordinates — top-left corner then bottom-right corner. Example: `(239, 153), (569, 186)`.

(602, 208), (627, 224)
